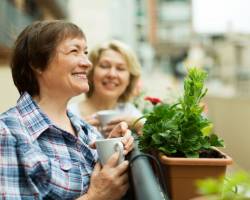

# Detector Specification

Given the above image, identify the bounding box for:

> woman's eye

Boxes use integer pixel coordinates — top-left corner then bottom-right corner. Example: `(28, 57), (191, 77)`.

(99, 64), (110, 68)
(117, 67), (126, 71)
(70, 49), (78, 53)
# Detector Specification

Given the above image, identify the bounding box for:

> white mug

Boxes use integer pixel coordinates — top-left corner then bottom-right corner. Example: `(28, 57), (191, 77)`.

(95, 137), (124, 166)
(96, 110), (119, 127)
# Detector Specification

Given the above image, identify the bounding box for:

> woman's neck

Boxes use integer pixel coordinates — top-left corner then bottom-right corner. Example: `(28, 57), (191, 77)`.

(34, 94), (68, 116)
(33, 93), (75, 134)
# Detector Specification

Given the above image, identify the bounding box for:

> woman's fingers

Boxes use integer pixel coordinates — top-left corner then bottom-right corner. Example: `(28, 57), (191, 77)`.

(122, 134), (134, 155)
(119, 173), (129, 185)
(102, 125), (114, 134)
(107, 118), (123, 125)
(115, 161), (129, 176)
(87, 160), (129, 200)
(108, 122), (128, 138)
(104, 152), (129, 174)
(92, 162), (101, 177)
(122, 129), (131, 138)
(105, 152), (121, 167)
(119, 182), (130, 197)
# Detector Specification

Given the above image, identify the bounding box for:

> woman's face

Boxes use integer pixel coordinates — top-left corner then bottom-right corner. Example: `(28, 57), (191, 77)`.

(92, 49), (130, 100)
(37, 37), (92, 98)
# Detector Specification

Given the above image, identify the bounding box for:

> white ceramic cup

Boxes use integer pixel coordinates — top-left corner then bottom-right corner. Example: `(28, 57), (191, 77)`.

(95, 137), (124, 166)
(96, 110), (119, 127)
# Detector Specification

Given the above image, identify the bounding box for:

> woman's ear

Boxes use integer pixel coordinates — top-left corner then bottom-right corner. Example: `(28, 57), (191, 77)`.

(30, 64), (42, 75)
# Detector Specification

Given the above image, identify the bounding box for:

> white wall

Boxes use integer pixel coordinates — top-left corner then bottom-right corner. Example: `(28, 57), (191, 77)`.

(68, 0), (137, 49)
(205, 96), (250, 170)
(192, 0), (250, 34)
(68, 0), (113, 48)
(109, 0), (137, 49)
(0, 65), (19, 113)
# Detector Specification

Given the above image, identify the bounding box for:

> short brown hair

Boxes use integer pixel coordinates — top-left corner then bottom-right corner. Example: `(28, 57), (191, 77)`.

(87, 40), (141, 102)
(11, 20), (85, 96)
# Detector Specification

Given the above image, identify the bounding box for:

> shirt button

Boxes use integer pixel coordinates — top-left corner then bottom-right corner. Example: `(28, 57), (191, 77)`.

(59, 159), (72, 171)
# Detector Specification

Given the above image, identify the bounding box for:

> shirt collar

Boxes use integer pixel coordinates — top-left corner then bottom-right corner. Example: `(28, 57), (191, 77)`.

(16, 92), (52, 142)
(16, 92), (95, 144)
(68, 110), (103, 143)
(67, 111), (92, 143)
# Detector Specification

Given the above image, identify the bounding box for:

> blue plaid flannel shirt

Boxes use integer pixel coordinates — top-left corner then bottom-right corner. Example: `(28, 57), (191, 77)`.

(0, 92), (100, 199)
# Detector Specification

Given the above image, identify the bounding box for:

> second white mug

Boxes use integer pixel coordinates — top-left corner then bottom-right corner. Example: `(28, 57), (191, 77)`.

(96, 110), (119, 127)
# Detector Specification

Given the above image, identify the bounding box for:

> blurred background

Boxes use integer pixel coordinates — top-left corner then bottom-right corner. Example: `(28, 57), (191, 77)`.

(1, 0), (250, 171)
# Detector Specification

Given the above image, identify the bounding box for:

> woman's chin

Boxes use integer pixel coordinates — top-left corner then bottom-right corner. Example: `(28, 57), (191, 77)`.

(101, 92), (120, 100)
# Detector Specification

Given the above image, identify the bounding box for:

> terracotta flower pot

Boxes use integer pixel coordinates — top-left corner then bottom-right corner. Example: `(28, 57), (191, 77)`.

(158, 149), (232, 200)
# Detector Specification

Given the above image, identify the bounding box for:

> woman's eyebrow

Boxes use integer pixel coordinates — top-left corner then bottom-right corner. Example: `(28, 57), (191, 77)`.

(69, 44), (80, 49)
(70, 44), (88, 51)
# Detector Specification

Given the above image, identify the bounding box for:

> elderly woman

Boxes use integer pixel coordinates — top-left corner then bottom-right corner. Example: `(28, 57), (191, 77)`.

(69, 40), (143, 136)
(0, 20), (133, 200)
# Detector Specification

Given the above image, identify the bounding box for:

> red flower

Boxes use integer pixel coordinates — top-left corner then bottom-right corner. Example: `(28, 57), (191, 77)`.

(144, 96), (162, 105)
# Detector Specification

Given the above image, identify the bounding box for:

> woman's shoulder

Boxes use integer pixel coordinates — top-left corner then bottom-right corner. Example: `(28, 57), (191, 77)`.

(118, 102), (137, 109)
(116, 102), (142, 117)
(0, 107), (24, 142)
(0, 107), (21, 128)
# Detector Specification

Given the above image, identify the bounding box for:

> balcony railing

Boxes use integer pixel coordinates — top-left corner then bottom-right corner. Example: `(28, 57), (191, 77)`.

(128, 137), (170, 200)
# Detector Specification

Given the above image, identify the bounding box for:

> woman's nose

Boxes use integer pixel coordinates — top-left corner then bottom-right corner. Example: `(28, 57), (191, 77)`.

(80, 56), (92, 69)
(107, 67), (118, 77)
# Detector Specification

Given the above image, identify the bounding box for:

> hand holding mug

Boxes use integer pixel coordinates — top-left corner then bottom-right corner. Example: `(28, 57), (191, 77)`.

(89, 122), (134, 156)
(95, 137), (125, 166)
(108, 122), (134, 155)
(86, 153), (129, 200)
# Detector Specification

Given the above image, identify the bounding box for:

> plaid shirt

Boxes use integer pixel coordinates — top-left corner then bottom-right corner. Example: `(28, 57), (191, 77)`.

(0, 92), (100, 200)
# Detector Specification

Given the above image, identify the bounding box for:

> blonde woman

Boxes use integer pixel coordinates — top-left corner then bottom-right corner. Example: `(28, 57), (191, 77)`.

(69, 40), (143, 136)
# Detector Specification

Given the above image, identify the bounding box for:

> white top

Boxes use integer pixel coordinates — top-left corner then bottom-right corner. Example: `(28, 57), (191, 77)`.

(68, 102), (142, 119)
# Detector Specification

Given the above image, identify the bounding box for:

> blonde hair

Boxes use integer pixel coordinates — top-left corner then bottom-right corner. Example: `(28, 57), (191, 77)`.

(87, 40), (141, 102)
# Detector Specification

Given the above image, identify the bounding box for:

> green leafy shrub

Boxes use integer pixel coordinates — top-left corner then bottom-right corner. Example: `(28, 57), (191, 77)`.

(196, 171), (250, 199)
(138, 68), (224, 158)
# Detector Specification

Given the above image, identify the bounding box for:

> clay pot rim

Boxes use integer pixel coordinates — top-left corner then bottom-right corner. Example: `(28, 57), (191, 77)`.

(159, 148), (233, 166)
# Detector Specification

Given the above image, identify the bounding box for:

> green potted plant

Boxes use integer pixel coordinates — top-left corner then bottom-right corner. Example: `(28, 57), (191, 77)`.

(194, 170), (250, 200)
(137, 68), (233, 200)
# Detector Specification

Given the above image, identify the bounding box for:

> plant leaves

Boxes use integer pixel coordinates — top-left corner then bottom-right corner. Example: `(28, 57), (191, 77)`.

(138, 68), (224, 157)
